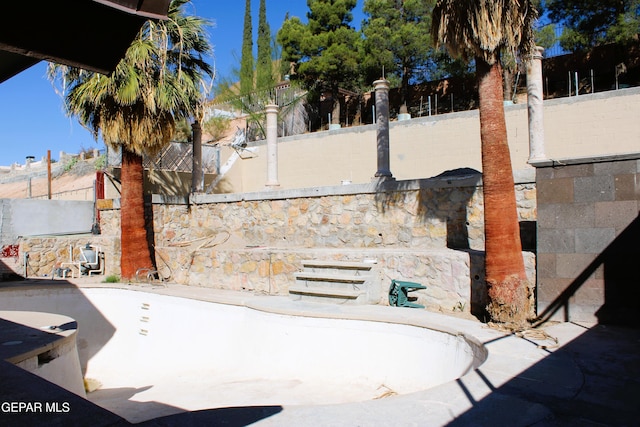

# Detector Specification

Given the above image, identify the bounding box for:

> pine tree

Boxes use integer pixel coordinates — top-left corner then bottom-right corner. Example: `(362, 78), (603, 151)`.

(544, 0), (640, 52)
(240, 0), (254, 95)
(362, 0), (435, 112)
(256, 0), (274, 91)
(277, 0), (361, 126)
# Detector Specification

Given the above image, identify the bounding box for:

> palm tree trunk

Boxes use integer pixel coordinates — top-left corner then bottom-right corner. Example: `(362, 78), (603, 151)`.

(476, 57), (529, 326)
(120, 148), (154, 280)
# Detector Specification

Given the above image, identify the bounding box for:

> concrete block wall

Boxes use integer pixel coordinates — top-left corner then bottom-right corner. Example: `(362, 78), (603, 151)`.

(534, 153), (640, 325)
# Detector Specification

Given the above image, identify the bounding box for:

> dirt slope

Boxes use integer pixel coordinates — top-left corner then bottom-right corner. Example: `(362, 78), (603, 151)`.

(0, 160), (97, 200)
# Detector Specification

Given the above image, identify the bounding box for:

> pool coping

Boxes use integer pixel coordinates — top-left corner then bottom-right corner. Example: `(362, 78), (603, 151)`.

(0, 310), (77, 366)
(0, 279), (595, 426)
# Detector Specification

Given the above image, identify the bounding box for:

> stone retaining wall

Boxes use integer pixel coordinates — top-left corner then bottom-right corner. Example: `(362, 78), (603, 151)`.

(21, 176), (537, 315)
(20, 236), (118, 279)
(182, 175), (537, 250)
(148, 245), (534, 316)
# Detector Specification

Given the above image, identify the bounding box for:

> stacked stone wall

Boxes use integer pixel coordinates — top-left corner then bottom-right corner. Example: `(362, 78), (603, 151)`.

(148, 179), (536, 313)
(19, 236), (118, 279)
(21, 178), (537, 315)
(152, 182), (536, 252)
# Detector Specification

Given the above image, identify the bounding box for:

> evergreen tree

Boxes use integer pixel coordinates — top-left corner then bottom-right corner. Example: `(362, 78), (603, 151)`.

(543, 0), (640, 52)
(277, 0), (361, 126)
(256, 0), (274, 91)
(240, 0), (254, 95)
(361, 0), (435, 112)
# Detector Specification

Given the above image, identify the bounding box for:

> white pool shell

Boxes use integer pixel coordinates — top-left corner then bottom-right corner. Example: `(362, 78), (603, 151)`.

(0, 283), (492, 424)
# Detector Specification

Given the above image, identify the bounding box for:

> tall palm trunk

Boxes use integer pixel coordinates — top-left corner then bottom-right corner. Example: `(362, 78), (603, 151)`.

(476, 57), (529, 325)
(120, 148), (154, 279)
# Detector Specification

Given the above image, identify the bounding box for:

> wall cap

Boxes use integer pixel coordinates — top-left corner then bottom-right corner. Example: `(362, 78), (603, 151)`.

(188, 169), (535, 205)
(529, 151), (640, 168)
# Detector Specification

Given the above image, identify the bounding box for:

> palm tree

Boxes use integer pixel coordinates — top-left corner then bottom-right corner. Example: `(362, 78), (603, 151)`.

(48, 0), (213, 279)
(432, 1), (537, 326)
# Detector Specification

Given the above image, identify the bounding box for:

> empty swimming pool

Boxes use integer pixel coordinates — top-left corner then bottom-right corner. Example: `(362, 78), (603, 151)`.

(0, 284), (487, 423)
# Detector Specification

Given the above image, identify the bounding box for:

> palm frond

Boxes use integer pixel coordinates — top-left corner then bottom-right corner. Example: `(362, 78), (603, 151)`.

(46, 0), (214, 156)
(432, 0), (538, 64)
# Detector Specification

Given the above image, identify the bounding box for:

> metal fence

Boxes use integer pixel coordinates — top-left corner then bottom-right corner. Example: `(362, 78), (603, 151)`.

(108, 142), (219, 174)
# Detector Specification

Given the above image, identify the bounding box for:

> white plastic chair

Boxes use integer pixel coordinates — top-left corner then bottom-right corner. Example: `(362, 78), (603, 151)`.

(80, 245), (103, 276)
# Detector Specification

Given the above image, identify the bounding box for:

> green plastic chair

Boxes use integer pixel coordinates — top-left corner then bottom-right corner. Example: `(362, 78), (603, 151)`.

(389, 280), (426, 308)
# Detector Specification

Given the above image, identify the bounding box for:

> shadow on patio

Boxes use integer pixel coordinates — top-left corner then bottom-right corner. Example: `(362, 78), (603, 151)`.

(447, 215), (640, 426)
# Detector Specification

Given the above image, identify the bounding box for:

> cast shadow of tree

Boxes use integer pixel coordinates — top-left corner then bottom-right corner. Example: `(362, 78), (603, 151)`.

(374, 168), (536, 320)
(139, 405), (283, 427)
(374, 168), (485, 315)
(373, 167), (482, 246)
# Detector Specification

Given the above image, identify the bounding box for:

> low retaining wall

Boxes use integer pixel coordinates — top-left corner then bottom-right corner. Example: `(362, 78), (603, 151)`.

(125, 174), (538, 314)
(149, 246), (534, 316)
(20, 236), (118, 279)
(20, 174), (537, 315)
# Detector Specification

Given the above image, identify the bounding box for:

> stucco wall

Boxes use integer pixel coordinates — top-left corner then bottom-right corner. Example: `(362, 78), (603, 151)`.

(1, 199), (94, 242)
(216, 87), (640, 193)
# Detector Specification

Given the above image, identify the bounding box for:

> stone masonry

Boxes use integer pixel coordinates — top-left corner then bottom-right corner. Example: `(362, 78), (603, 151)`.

(106, 176), (536, 315)
(20, 176), (536, 316)
(20, 236), (118, 279)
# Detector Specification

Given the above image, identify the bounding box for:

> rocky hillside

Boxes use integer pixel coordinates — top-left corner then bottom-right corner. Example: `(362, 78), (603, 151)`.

(0, 158), (98, 200)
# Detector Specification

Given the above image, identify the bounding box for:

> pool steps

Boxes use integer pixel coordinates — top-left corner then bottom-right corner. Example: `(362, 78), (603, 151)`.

(289, 259), (381, 304)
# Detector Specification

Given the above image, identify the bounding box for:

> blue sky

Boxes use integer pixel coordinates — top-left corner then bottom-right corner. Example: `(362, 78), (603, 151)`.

(0, 0), (364, 166)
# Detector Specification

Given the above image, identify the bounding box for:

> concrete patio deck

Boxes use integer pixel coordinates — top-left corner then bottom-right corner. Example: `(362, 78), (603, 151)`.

(0, 277), (638, 426)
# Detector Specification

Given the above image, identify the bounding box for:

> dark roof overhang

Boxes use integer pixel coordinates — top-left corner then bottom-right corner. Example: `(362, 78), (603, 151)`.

(0, 0), (170, 83)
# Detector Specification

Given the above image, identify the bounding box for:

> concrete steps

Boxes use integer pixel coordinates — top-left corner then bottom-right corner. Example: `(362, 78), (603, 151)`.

(289, 260), (380, 304)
